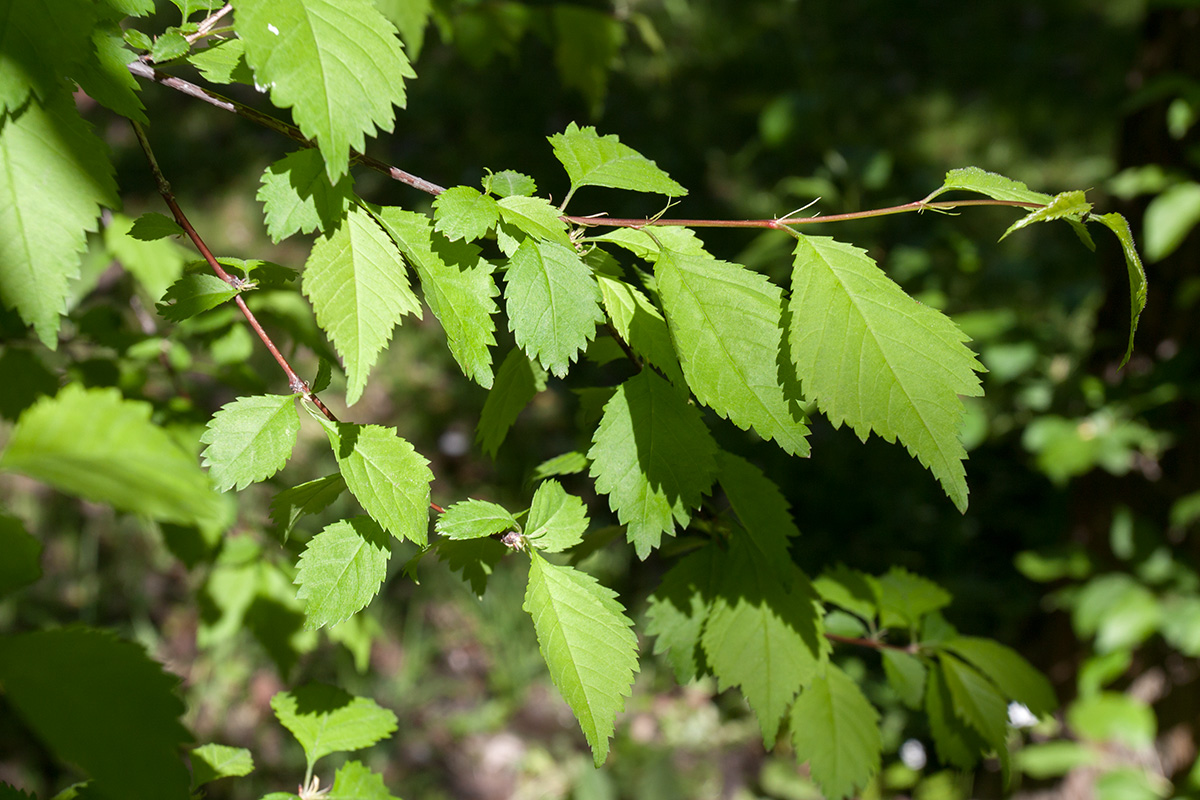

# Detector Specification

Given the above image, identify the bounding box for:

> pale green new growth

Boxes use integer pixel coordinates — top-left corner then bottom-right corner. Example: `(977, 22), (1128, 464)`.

(191, 744), (255, 786)
(157, 274), (239, 321)
(523, 552), (638, 766)
(302, 205), (422, 405)
(927, 166), (1053, 205)
(596, 275), (686, 386)
(655, 248), (810, 456)
(790, 664), (882, 800)
(327, 423), (433, 546)
(588, 370), (718, 558)
(526, 479), (588, 552)
(483, 169), (537, 198)
(236, 0), (414, 180)
(258, 149), (355, 242)
(1001, 189), (1091, 240)
(505, 239), (605, 378)
(530, 451), (589, 481)
(549, 122), (687, 206)
(436, 499), (518, 540)
(789, 235), (983, 511)
(200, 394), (301, 492)
(271, 684), (398, 774)
(433, 185), (500, 242)
(295, 517), (391, 629)
(476, 348), (548, 456)
(187, 38), (253, 85)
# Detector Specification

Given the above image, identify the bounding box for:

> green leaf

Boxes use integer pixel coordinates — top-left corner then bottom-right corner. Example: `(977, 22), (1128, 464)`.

(552, 7), (623, 114)
(926, 167), (1052, 205)
(881, 650), (927, 710)
(1001, 189), (1091, 240)
(258, 149), (355, 242)
(943, 636), (1056, 717)
(925, 661), (988, 769)
(302, 205), (421, 406)
(374, 0), (430, 60)
(476, 348), (548, 457)
(594, 226), (712, 261)
(813, 564), (880, 622)
(505, 239), (605, 378)
(655, 248), (810, 455)
(878, 566), (952, 630)
(187, 37), (254, 84)
(483, 169), (536, 198)
(939, 652), (1009, 748)
(129, 212), (185, 241)
(200, 394), (301, 492)
(1014, 741), (1098, 779)
(531, 451), (589, 482)
(0, 0), (95, 113)
(124, 28), (154, 50)
(0, 513), (41, 598)
(105, 212), (189, 302)
(0, 385), (226, 528)
(149, 28), (190, 62)
(237, 0), (414, 180)
(295, 517), (391, 630)
(0, 627), (192, 800)
(549, 122), (686, 202)
(1143, 181), (1200, 262)
(270, 684), (398, 774)
(270, 474), (346, 540)
(588, 370), (717, 558)
(789, 663), (882, 800)
(1067, 692), (1155, 750)
(371, 207), (499, 388)
(327, 423), (433, 546)
(716, 451), (799, 582)
(1091, 212), (1147, 368)
(496, 195), (572, 253)
(328, 760), (398, 800)
(157, 274), (239, 321)
(435, 498), (518, 540)
(526, 479), (588, 553)
(0, 93), (118, 348)
(644, 546), (715, 683)
(74, 23), (148, 123)
(523, 552), (638, 766)
(596, 274), (686, 387)
(702, 534), (826, 746)
(191, 744), (255, 786)
(433, 185), (500, 242)
(789, 235), (983, 510)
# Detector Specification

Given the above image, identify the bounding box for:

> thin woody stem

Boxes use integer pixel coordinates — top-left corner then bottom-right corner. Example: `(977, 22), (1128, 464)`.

(130, 120), (338, 423)
(184, 3), (233, 45)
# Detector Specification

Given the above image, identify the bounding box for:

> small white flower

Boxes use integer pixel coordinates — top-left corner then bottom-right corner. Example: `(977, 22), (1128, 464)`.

(1008, 701), (1038, 728)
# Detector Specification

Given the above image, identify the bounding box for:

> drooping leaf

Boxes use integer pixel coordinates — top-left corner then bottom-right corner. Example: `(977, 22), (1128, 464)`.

(596, 274), (685, 386)
(505, 239), (605, 378)
(0, 385), (227, 528)
(483, 169), (537, 198)
(270, 684), (398, 773)
(157, 274), (239, 321)
(129, 212), (185, 241)
(523, 552), (638, 766)
(702, 534), (827, 746)
(73, 23), (148, 123)
(190, 744), (255, 786)
(789, 663), (882, 800)
(236, 0), (414, 180)
(0, 513), (41, 597)
(1091, 212), (1147, 367)
(926, 167), (1052, 205)
(476, 348), (548, 457)
(588, 370), (717, 558)
(295, 517), (391, 630)
(0, 93), (118, 348)
(0, 627), (192, 800)
(881, 650), (927, 710)
(435, 499), (518, 541)
(0, 0), (95, 113)
(269, 474), (347, 540)
(656, 248), (810, 455)
(496, 194), (572, 253)
(925, 661), (988, 769)
(200, 394), (301, 492)
(549, 122), (686, 202)
(939, 652), (1009, 749)
(878, 566), (952, 630)
(1001, 190), (1091, 240)
(302, 205), (421, 405)
(943, 636), (1056, 718)
(258, 149), (355, 242)
(644, 545), (715, 683)
(372, 207), (498, 388)
(594, 227), (711, 261)
(432, 185), (499, 242)
(789, 235), (983, 510)
(328, 760), (398, 800)
(716, 451), (799, 581)
(326, 422), (433, 546)
(525, 479), (588, 553)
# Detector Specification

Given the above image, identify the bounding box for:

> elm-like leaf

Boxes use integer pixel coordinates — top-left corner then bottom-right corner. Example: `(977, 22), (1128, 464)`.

(1091, 212), (1147, 367)
(270, 474), (347, 540)
(476, 348), (548, 457)
(881, 650), (927, 710)
(74, 22), (148, 123)
(526, 479), (588, 553)
(106, 211), (189, 302)
(0, 513), (41, 598)
(302, 205), (421, 406)
(943, 636), (1056, 718)
(258, 149), (355, 242)
(0, 0), (95, 113)
(878, 566), (952, 630)
(496, 195), (571, 252)
(327, 423), (433, 546)
(656, 248), (810, 455)
(483, 169), (537, 198)
(594, 226), (711, 261)
(328, 760), (398, 800)
(925, 167), (1053, 205)
(596, 274), (685, 386)
(588, 370), (717, 558)
(523, 552), (638, 766)
(531, 451), (589, 482)
(295, 517), (391, 630)
(157, 274), (239, 321)
(716, 451), (798, 582)
(789, 663), (882, 800)
(236, 0), (414, 180)
(270, 684), (398, 774)
(433, 185), (499, 242)
(813, 564), (881, 623)
(200, 394), (301, 492)
(505, 239), (605, 378)
(187, 37), (254, 84)
(1001, 190), (1091, 240)
(436, 498), (518, 541)
(0, 93), (118, 348)
(789, 235), (983, 510)
(372, 207), (499, 388)
(939, 652), (1009, 749)
(129, 212), (185, 241)
(549, 122), (686, 200)
(925, 662), (988, 769)
(191, 744), (254, 786)
(645, 545), (716, 683)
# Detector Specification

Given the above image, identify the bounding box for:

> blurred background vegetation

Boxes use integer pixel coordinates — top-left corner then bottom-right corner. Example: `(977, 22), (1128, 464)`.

(2, 0), (1200, 798)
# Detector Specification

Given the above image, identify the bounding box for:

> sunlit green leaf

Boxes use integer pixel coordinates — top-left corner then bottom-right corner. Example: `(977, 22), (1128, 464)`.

(790, 663), (882, 800)
(258, 149), (354, 242)
(191, 744), (254, 786)
(550, 122), (686, 203)
(436, 498), (518, 540)
(269, 474), (347, 540)
(157, 274), (239, 321)
(270, 684), (398, 773)
(295, 517), (391, 629)
(200, 394), (300, 491)
(645, 546), (715, 683)
(943, 636), (1056, 717)
(526, 479), (588, 553)
(433, 185), (499, 243)
(926, 167), (1052, 205)
(326, 422), (433, 546)
(1091, 212), (1147, 367)
(476, 348), (548, 457)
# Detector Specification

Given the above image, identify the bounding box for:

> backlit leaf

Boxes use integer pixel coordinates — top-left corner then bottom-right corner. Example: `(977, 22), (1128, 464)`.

(596, 274), (685, 387)
(74, 23), (148, 123)
(526, 479), (588, 553)
(258, 149), (354, 242)
(0, 0), (94, 113)
(200, 394), (300, 491)
(645, 546), (715, 683)
(881, 650), (927, 710)
(187, 38), (254, 85)
(943, 636), (1056, 717)
(496, 194), (572, 253)
(716, 451), (798, 581)
(129, 212), (185, 241)
(483, 169), (537, 198)
(269, 473), (347, 540)
(878, 566), (952, 629)
(925, 661), (988, 769)
(433, 185), (499, 242)
(270, 683), (398, 773)
(790, 663), (882, 800)
(191, 744), (254, 786)
(436, 498), (518, 541)
(327, 422), (433, 546)
(939, 652), (1009, 748)
(1091, 212), (1147, 367)
(476, 348), (548, 457)
(295, 517), (391, 629)
(549, 122), (686, 202)
(926, 167), (1052, 205)
(328, 760), (398, 800)
(157, 274), (239, 321)
(1001, 190), (1091, 240)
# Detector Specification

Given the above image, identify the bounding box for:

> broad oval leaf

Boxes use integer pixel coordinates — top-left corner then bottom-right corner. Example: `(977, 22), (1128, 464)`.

(790, 663), (882, 800)
(549, 122), (686, 201)
(433, 185), (500, 242)
(258, 149), (354, 242)
(327, 423), (433, 546)
(926, 167), (1052, 205)
(200, 394), (301, 492)
(191, 744), (255, 786)
(435, 498), (518, 541)
(525, 479), (588, 553)
(295, 517), (391, 630)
